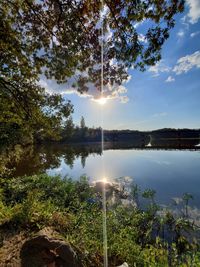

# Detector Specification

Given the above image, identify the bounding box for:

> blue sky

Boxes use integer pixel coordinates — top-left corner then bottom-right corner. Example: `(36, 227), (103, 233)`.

(41, 0), (200, 131)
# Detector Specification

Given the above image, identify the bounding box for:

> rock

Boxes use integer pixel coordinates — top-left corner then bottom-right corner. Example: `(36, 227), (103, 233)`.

(20, 228), (79, 267)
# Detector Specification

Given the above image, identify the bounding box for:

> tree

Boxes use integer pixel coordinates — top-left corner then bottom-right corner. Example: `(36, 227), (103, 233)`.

(0, 0), (184, 92)
(79, 116), (87, 139)
(62, 116), (75, 141)
(0, 77), (74, 144)
(80, 116), (86, 129)
(0, 1), (184, 144)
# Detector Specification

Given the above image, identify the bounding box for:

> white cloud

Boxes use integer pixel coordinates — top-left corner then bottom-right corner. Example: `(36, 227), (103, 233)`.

(150, 51), (200, 80)
(39, 78), (48, 89)
(119, 96), (129, 104)
(190, 31), (200, 37)
(38, 51), (132, 104)
(138, 33), (147, 43)
(177, 29), (185, 38)
(117, 85), (127, 94)
(134, 21), (144, 28)
(39, 75), (130, 104)
(186, 0), (200, 24)
(173, 51), (200, 75)
(165, 76), (175, 82)
(63, 89), (92, 98)
(181, 16), (190, 29)
(148, 61), (171, 77)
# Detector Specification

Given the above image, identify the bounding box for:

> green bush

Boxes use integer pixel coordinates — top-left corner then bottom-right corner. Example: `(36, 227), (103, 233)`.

(0, 174), (199, 267)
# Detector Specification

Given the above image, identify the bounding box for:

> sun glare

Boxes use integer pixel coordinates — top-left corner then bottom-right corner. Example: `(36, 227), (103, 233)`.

(101, 177), (107, 183)
(96, 97), (107, 105)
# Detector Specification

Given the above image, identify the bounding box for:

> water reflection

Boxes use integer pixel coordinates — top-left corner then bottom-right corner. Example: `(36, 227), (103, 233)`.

(1, 143), (103, 177)
(1, 141), (199, 178)
(1, 142), (200, 210)
(92, 177), (200, 226)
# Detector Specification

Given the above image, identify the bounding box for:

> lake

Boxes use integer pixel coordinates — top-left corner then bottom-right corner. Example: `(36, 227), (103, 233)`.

(7, 143), (200, 209)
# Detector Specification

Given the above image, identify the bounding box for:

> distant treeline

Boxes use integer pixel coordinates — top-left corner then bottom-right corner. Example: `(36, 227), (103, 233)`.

(65, 127), (200, 148)
(1, 111), (200, 148)
(65, 127), (200, 143)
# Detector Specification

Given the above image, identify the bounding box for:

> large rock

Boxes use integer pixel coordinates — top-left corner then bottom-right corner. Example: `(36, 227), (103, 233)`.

(20, 228), (79, 267)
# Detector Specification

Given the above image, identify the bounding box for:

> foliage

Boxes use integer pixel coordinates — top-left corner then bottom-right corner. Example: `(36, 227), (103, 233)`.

(0, 78), (74, 145)
(61, 116), (75, 141)
(0, 174), (93, 209)
(0, 1), (185, 146)
(0, 143), (104, 178)
(0, 174), (200, 266)
(80, 116), (86, 129)
(0, 0), (184, 92)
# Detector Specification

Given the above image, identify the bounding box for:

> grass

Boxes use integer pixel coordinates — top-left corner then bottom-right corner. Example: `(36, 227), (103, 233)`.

(0, 174), (200, 266)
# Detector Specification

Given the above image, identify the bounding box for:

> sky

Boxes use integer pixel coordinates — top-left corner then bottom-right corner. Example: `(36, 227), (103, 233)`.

(40, 0), (200, 131)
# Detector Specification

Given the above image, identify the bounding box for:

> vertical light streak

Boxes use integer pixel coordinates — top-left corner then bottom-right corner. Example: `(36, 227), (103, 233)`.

(101, 1), (108, 267)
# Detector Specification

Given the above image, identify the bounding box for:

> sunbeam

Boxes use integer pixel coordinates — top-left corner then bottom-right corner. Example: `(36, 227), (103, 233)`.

(95, 97), (108, 105)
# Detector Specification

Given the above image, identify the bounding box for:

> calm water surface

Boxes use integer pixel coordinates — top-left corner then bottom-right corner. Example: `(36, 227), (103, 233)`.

(49, 149), (200, 206)
(10, 144), (200, 207)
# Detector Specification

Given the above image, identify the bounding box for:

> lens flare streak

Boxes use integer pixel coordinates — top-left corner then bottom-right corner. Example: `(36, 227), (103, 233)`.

(100, 0), (108, 266)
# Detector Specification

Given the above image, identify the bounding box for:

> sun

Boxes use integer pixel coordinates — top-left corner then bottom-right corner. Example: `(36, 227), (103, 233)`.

(95, 97), (107, 105)
(101, 177), (108, 183)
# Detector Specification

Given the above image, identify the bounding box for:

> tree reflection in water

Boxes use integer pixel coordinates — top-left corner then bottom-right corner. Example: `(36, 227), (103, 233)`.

(1, 141), (200, 178)
(0, 143), (103, 177)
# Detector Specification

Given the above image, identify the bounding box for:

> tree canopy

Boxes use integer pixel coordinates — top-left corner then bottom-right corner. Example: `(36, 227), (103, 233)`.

(1, 0), (184, 90)
(0, 79), (74, 144)
(0, 0), (184, 145)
